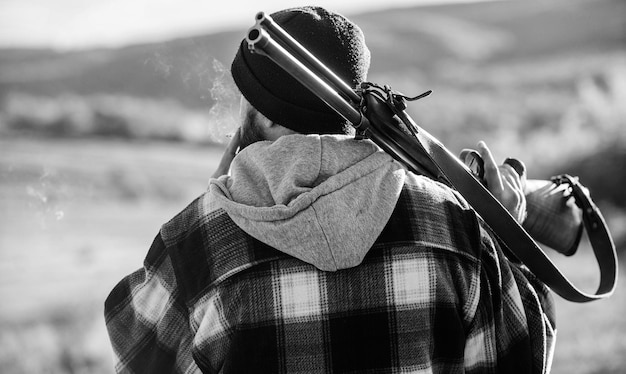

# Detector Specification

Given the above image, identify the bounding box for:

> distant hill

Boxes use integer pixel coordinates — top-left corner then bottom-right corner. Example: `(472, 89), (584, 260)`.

(0, 0), (623, 109)
(0, 32), (243, 108)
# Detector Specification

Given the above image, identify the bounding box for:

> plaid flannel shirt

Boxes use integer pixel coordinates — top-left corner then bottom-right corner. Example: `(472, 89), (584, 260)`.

(105, 179), (556, 373)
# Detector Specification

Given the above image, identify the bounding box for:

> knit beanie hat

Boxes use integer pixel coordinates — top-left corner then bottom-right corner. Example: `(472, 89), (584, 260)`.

(231, 6), (371, 134)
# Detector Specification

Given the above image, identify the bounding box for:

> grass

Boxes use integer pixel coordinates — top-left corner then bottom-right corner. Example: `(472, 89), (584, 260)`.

(547, 242), (626, 373)
(0, 136), (223, 373)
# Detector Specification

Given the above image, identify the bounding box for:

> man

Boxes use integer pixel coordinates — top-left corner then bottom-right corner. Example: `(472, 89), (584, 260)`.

(105, 6), (555, 373)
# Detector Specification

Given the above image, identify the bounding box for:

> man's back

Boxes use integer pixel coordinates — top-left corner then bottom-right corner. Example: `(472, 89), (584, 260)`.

(105, 139), (555, 373)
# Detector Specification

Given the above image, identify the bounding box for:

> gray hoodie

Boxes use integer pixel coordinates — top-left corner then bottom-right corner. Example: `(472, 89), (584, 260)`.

(208, 134), (407, 271)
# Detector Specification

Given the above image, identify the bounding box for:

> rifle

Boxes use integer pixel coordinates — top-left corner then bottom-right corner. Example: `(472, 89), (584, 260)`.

(245, 12), (617, 302)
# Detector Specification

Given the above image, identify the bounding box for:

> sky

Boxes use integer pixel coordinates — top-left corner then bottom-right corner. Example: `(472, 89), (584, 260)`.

(0, 0), (495, 50)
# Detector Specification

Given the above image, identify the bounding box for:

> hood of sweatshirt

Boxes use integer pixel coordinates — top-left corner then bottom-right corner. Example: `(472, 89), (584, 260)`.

(208, 134), (406, 271)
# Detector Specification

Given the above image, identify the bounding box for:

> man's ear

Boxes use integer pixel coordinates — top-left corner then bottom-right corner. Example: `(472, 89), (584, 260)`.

(257, 115), (298, 140)
(256, 113), (275, 130)
(264, 121), (298, 140)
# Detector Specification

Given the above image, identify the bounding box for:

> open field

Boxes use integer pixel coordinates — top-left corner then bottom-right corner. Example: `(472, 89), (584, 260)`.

(0, 136), (625, 373)
(0, 137), (223, 373)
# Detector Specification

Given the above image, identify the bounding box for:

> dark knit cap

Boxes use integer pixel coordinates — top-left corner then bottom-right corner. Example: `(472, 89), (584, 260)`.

(231, 6), (371, 134)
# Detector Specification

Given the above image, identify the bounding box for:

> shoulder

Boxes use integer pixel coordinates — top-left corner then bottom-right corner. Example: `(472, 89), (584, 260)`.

(159, 192), (217, 245)
(380, 172), (482, 258)
(403, 172), (473, 210)
(158, 192), (285, 302)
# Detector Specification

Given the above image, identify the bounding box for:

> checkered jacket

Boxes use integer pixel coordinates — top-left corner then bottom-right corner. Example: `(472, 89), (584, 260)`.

(105, 180), (556, 373)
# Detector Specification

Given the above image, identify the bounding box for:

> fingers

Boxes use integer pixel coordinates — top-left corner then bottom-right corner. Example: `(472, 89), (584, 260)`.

(500, 165), (526, 222)
(475, 141), (527, 223)
(504, 157), (527, 191)
(225, 127), (242, 155)
(477, 141), (504, 193)
(460, 149), (485, 179)
(211, 127), (242, 179)
(503, 157), (526, 177)
(501, 164), (522, 191)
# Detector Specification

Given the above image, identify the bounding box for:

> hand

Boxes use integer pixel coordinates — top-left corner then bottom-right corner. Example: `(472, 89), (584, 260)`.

(476, 141), (527, 224)
(211, 127), (241, 179)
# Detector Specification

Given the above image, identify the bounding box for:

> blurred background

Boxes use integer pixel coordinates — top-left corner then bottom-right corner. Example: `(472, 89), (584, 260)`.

(0, 0), (624, 372)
